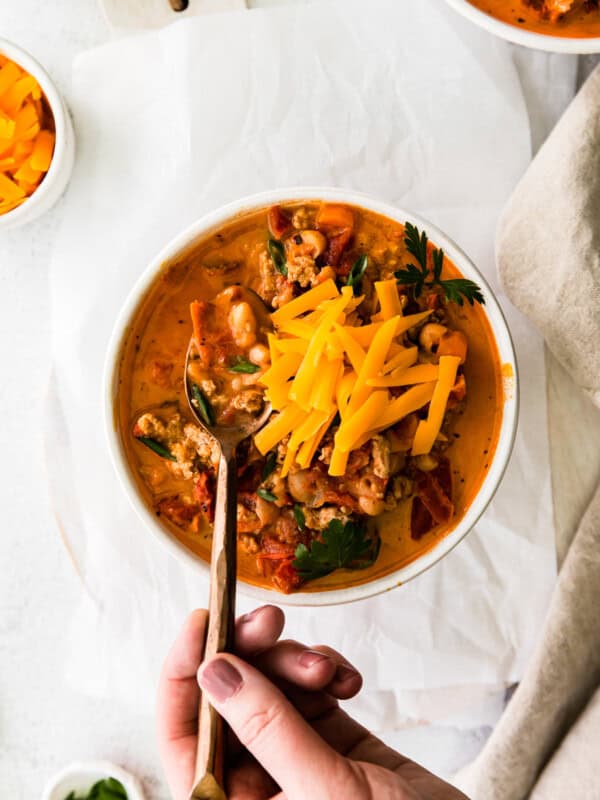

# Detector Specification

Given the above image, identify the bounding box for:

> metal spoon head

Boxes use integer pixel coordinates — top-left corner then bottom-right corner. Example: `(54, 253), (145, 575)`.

(184, 287), (273, 449)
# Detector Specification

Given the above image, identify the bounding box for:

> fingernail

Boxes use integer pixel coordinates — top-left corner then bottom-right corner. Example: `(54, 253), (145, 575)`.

(336, 664), (359, 682)
(199, 659), (243, 702)
(298, 649), (331, 669)
(240, 607), (261, 624)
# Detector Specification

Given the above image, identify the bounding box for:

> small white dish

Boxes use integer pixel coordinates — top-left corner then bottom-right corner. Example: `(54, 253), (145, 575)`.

(104, 186), (519, 607)
(0, 38), (75, 231)
(443, 0), (600, 53)
(42, 760), (145, 800)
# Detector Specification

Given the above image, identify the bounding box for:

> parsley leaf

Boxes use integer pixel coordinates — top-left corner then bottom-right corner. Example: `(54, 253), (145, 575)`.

(268, 238), (288, 277)
(437, 278), (485, 307)
(393, 262), (425, 295)
(292, 519), (380, 582)
(229, 357), (260, 374)
(137, 436), (176, 462)
(346, 254), (368, 293)
(191, 383), (215, 426)
(395, 222), (485, 307)
(64, 777), (128, 800)
(261, 451), (277, 482)
(404, 220), (429, 272)
(293, 504), (306, 531)
(257, 487), (277, 503)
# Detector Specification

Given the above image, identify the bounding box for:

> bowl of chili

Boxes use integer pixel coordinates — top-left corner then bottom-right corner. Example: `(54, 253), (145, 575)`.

(104, 188), (518, 606)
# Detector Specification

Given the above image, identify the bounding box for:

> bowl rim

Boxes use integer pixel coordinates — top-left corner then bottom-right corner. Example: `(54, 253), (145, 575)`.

(0, 37), (71, 227)
(41, 760), (145, 800)
(103, 186), (519, 607)
(443, 0), (600, 53)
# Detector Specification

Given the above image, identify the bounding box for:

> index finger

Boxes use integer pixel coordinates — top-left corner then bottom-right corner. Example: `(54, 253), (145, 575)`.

(157, 606), (285, 799)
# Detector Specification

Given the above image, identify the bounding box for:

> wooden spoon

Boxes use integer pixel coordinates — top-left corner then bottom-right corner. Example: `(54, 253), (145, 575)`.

(185, 289), (272, 800)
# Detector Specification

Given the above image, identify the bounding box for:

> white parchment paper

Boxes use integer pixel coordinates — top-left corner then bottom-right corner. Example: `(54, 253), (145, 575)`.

(47, 0), (559, 729)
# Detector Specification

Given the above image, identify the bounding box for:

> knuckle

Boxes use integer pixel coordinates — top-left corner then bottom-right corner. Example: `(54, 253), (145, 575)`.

(238, 701), (285, 751)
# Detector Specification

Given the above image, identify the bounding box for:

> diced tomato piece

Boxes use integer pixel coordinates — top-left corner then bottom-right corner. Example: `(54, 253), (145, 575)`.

(416, 473), (453, 525)
(132, 422), (144, 438)
(194, 471), (215, 522)
(260, 536), (296, 556)
(410, 459), (454, 539)
(267, 205), (293, 239)
(410, 498), (434, 541)
(315, 204), (354, 268)
(324, 490), (360, 510)
(273, 560), (303, 593)
(157, 496), (202, 529)
(323, 229), (352, 267)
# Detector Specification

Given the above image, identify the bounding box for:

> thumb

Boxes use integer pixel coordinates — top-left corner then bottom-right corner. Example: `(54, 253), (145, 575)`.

(198, 654), (352, 799)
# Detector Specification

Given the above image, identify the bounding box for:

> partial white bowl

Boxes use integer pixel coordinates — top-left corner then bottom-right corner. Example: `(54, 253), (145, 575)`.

(42, 761), (145, 800)
(444, 0), (600, 53)
(104, 187), (519, 607)
(0, 38), (75, 231)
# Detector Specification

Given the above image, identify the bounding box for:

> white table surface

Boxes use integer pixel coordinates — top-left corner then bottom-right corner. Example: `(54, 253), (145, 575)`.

(1, 2), (598, 797)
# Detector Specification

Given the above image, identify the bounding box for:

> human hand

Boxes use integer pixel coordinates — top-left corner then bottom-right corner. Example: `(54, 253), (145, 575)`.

(158, 606), (468, 800)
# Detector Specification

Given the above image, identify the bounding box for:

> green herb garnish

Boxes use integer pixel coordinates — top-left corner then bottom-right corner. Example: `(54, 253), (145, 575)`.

(261, 451), (277, 482)
(257, 487), (277, 503)
(191, 383), (215, 426)
(395, 222), (485, 306)
(137, 436), (176, 462)
(293, 519), (380, 581)
(65, 777), (128, 800)
(229, 357), (260, 374)
(268, 238), (288, 277)
(293, 504), (306, 531)
(346, 254), (368, 293)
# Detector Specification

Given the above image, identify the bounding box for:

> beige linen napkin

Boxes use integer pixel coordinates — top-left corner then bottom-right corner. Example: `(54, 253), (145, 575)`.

(460, 65), (600, 800)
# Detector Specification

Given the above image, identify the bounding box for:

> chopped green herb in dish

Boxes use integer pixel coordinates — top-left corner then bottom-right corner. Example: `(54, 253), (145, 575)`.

(293, 519), (380, 582)
(396, 222), (485, 306)
(64, 777), (128, 800)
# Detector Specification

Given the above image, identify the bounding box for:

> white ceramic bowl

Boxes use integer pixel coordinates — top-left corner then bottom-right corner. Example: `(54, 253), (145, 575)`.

(104, 187), (518, 607)
(444, 0), (600, 53)
(0, 38), (75, 230)
(41, 761), (145, 800)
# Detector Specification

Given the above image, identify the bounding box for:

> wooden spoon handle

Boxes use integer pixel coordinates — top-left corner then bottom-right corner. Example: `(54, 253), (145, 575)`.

(189, 445), (238, 800)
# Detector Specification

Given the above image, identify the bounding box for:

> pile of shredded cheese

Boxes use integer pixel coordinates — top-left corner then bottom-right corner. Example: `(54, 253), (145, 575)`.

(0, 54), (55, 215)
(254, 278), (461, 477)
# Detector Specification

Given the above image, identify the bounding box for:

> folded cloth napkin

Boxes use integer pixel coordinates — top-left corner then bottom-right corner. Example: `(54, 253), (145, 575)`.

(459, 64), (600, 800)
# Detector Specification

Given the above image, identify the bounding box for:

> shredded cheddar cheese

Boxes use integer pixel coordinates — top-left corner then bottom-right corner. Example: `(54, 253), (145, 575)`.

(411, 356), (461, 456)
(254, 278), (458, 476)
(0, 54), (55, 215)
